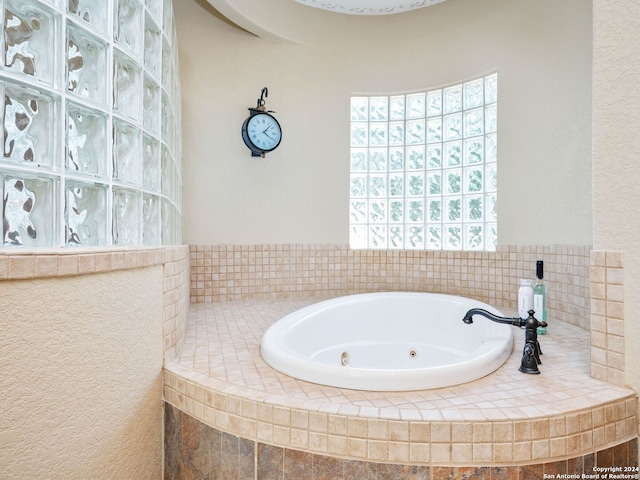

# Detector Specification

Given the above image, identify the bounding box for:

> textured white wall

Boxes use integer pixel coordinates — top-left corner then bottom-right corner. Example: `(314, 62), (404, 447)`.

(176, 0), (593, 246)
(593, 0), (640, 393)
(0, 267), (164, 479)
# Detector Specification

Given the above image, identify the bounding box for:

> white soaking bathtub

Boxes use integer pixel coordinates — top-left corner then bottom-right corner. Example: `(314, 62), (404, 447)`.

(260, 292), (513, 391)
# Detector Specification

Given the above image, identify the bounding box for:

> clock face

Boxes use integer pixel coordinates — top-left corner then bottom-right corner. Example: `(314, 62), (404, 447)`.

(244, 113), (282, 153)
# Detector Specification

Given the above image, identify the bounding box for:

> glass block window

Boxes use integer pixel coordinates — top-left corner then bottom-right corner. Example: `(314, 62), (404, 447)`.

(350, 74), (497, 251)
(0, 0), (182, 248)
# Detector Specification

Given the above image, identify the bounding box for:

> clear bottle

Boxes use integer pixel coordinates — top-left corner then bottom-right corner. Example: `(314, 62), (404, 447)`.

(518, 279), (533, 320)
(533, 260), (547, 334)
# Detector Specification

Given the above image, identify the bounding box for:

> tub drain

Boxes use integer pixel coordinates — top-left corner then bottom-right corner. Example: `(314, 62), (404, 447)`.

(409, 350), (418, 358)
(340, 352), (349, 366)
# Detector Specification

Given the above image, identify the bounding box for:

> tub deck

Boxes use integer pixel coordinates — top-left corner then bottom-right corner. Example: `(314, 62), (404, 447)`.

(164, 297), (637, 465)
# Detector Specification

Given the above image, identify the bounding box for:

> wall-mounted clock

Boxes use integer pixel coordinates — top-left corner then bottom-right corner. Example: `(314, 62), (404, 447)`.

(241, 88), (282, 157)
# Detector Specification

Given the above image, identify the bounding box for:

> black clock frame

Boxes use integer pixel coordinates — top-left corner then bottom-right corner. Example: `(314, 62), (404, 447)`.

(241, 88), (281, 158)
(241, 108), (282, 157)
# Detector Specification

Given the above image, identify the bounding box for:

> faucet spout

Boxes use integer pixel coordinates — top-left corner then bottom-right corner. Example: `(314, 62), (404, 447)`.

(462, 308), (524, 327)
(463, 308), (548, 375)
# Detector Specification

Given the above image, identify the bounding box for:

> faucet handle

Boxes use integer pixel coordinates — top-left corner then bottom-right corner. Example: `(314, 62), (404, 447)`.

(526, 309), (547, 328)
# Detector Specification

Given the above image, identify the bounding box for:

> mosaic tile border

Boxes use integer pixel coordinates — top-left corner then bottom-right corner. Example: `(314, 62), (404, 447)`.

(189, 244), (591, 329)
(162, 247), (191, 362)
(165, 403), (638, 478)
(591, 251), (625, 387)
(164, 377), (636, 466)
(0, 247), (167, 279)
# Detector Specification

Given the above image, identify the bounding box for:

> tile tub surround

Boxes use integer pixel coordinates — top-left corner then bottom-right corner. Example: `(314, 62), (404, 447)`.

(163, 298), (637, 466)
(0, 245), (191, 363)
(591, 251), (625, 387)
(165, 403), (637, 479)
(189, 244), (591, 329)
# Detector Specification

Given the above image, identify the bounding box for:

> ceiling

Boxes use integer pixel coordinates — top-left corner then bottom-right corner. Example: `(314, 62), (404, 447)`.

(204, 0), (453, 42)
(292, 0), (448, 15)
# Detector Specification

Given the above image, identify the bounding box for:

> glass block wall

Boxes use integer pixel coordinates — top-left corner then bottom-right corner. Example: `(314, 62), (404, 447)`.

(349, 74), (497, 251)
(0, 0), (182, 247)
